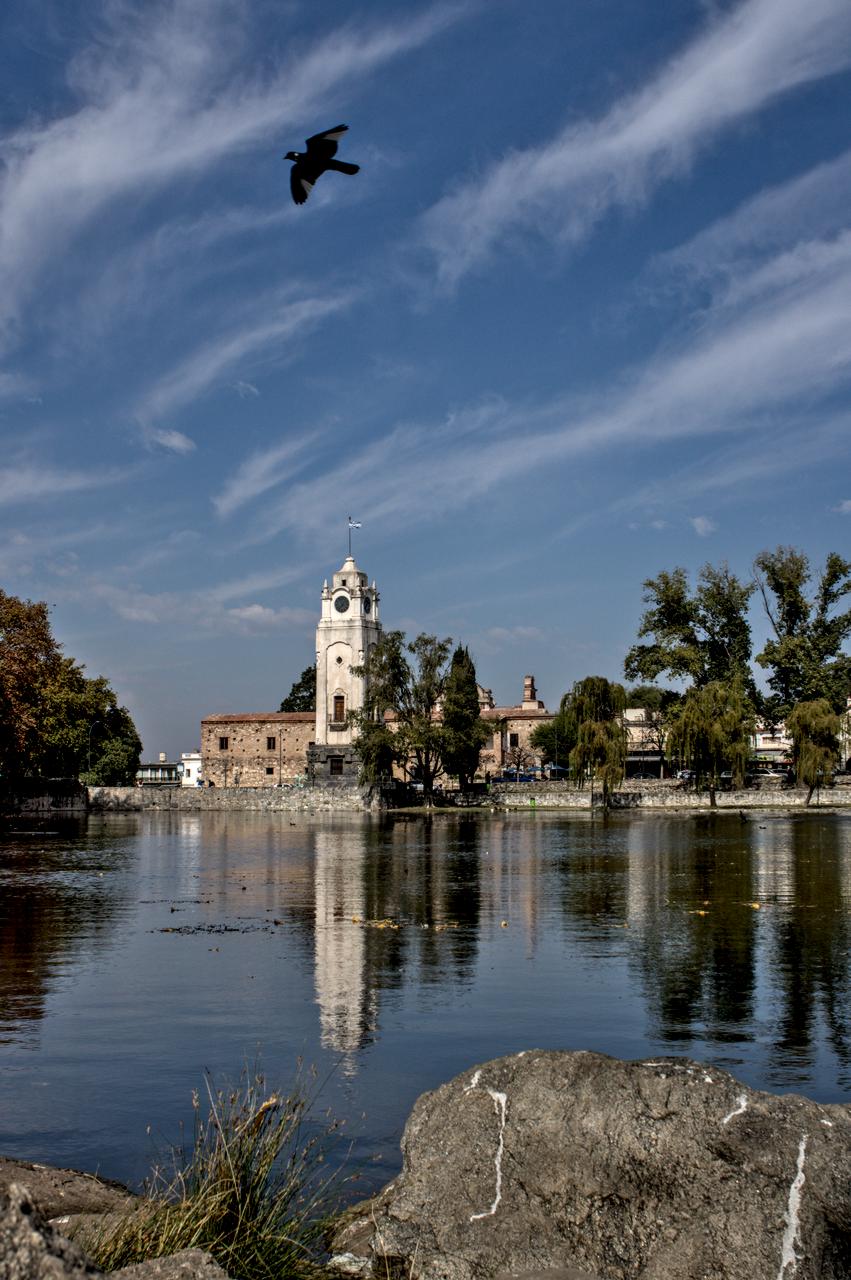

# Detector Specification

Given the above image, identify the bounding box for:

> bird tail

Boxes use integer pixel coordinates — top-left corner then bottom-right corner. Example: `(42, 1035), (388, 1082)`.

(326, 160), (360, 175)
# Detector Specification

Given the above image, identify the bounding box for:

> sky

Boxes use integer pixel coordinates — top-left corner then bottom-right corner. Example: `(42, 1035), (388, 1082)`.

(2, 0), (851, 759)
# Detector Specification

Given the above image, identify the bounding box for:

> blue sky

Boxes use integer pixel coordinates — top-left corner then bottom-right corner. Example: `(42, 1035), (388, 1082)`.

(2, 0), (851, 758)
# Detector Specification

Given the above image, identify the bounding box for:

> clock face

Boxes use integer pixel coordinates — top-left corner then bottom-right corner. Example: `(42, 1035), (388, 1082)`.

(363, 596), (371, 614)
(334, 595), (350, 614)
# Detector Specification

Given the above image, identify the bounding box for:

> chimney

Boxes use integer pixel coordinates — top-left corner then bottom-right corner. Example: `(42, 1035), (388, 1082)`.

(523, 675), (537, 703)
(158, 751), (167, 763)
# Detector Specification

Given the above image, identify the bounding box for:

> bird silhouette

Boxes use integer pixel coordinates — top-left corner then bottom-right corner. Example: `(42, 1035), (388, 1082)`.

(284, 124), (360, 205)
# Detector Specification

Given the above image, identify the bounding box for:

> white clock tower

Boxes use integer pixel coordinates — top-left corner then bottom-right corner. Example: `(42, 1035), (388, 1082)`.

(310, 555), (381, 781)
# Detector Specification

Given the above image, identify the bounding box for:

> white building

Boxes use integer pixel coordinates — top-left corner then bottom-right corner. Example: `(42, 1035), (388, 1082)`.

(180, 750), (203, 787)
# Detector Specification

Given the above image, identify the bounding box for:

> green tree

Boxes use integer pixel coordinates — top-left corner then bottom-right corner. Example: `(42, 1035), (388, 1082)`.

(351, 631), (453, 800)
(754, 547), (851, 721)
(624, 563), (754, 692)
(567, 676), (627, 808)
(0, 590), (60, 775)
(666, 681), (755, 807)
(0, 588), (141, 782)
(786, 700), (841, 806)
(279, 665), (316, 712)
(441, 645), (491, 790)
(626, 684), (681, 775)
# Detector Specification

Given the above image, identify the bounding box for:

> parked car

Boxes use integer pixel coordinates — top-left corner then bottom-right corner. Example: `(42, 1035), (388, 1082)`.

(632, 772), (656, 780)
(676, 769), (695, 781)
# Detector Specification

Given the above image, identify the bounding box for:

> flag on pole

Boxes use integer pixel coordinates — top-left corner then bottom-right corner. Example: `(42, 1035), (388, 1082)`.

(348, 518), (361, 528)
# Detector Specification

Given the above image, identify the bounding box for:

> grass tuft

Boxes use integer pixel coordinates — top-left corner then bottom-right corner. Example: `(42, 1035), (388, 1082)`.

(86, 1066), (341, 1280)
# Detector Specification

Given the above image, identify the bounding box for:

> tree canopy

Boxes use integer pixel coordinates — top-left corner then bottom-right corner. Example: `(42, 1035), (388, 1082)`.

(279, 665), (316, 712)
(0, 588), (141, 783)
(624, 563), (754, 691)
(440, 645), (491, 791)
(566, 676), (627, 806)
(754, 548), (851, 721)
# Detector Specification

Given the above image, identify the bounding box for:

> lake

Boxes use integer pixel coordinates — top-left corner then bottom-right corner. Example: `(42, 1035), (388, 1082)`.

(1, 809), (850, 1199)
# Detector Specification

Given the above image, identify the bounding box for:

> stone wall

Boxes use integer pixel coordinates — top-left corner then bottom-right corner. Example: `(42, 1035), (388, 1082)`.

(491, 777), (851, 809)
(88, 782), (375, 813)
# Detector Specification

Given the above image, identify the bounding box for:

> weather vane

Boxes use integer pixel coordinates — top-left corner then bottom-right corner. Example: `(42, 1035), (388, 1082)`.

(347, 515), (361, 557)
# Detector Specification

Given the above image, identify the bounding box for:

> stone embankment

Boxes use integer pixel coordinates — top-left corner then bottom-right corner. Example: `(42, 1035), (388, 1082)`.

(491, 776), (851, 811)
(331, 1050), (851, 1280)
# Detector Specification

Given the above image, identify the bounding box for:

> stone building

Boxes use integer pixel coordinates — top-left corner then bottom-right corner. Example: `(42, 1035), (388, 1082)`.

(480, 675), (552, 776)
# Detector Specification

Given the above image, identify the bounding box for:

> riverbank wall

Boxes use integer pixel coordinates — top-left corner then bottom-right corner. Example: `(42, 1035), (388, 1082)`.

(81, 778), (851, 813)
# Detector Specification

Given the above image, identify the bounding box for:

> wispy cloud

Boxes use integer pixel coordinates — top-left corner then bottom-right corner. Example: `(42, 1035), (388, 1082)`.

(833, 499), (851, 514)
(260, 225), (851, 545)
(213, 433), (323, 518)
(135, 290), (355, 429)
(689, 515), (716, 537)
(420, 0), (851, 286)
(0, 0), (463, 343)
(0, 461), (130, 506)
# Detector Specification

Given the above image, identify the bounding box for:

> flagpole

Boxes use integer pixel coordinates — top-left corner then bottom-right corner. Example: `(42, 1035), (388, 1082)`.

(347, 515), (351, 557)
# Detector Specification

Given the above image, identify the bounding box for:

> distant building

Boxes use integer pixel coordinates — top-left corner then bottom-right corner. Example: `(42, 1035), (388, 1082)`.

(136, 751), (181, 786)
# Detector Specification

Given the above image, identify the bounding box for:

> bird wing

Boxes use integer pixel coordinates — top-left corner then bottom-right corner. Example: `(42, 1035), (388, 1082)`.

(305, 124), (348, 158)
(290, 165), (313, 205)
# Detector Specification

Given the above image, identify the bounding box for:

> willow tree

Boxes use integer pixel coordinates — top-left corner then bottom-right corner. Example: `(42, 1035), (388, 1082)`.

(786, 700), (841, 806)
(666, 682), (754, 807)
(567, 677), (627, 808)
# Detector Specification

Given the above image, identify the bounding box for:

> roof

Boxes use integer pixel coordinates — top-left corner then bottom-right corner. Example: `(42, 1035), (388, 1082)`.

(482, 707), (552, 721)
(201, 711), (315, 724)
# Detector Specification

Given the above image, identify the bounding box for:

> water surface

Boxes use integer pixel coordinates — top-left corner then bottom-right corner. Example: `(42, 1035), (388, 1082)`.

(1, 810), (849, 1195)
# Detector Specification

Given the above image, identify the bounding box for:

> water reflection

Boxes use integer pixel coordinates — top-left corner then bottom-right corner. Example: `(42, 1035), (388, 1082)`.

(1, 811), (850, 1185)
(0, 820), (133, 1044)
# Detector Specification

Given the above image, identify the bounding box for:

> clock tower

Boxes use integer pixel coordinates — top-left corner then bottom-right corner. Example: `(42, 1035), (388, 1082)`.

(310, 555), (382, 781)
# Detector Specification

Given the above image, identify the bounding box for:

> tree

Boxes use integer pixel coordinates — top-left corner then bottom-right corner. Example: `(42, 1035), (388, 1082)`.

(441, 645), (491, 790)
(666, 681), (754, 807)
(0, 590), (60, 776)
(279, 665), (316, 712)
(0, 588), (141, 782)
(786, 700), (841, 806)
(351, 631), (453, 800)
(754, 547), (851, 721)
(567, 676), (627, 808)
(624, 563), (754, 692)
(504, 743), (536, 779)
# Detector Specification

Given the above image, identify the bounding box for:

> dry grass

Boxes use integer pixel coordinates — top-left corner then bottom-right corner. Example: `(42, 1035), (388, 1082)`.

(86, 1067), (341, 1280)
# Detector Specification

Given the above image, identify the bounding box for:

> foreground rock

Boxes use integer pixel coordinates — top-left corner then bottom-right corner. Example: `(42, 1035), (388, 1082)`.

(0, 1185), (228, 1280)
(331, 1051), (851, 1280)
(0, 1161), (137, 1224)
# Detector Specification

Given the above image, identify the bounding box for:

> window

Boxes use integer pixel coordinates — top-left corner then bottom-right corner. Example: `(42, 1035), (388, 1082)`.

(267, 736), (276, 751)
(219, 736), (229, 751)
(266, 767), (274, 776)
(333, 694), (346, 722)
(329, 756), (344, 776)
(509, 733), (519, 748)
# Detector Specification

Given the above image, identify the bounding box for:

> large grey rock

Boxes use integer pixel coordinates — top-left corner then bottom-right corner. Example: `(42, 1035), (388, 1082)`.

(0, 1184), (100, 1280)
(330, 1051), (851, 1280)
(0, 1162), (136, 1223)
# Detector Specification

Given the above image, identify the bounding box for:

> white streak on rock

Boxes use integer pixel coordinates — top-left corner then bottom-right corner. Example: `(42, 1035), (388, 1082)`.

(777, 1134), (808, 1280)
(820, 1118), (833, 1127)
(722, 1094), (748, 1125)
(470, 1089), (508, 1221)
(463, 1070), (482, 1093)
(703, 1075), (714, 1084)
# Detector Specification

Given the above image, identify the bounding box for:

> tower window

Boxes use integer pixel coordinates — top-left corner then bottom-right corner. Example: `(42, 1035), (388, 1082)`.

(266, 767), (274, 775)
(267, 736), (276, 751)
(333, 694), (346, 722)
(329, 756), (344, 775)
(219, 736), (229, 751)
(509, 733), (519, 748)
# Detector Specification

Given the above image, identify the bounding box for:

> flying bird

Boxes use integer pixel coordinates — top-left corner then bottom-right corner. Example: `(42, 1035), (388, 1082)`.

(284, 124), (360, 205)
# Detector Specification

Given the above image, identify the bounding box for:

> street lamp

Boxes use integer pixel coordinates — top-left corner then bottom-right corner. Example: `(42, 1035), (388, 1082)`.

(86, 720), (100, 775)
